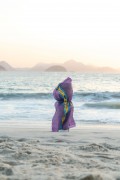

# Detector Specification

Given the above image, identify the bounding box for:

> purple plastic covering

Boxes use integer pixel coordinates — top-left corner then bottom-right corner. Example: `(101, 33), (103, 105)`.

(52, 77), (76, 132)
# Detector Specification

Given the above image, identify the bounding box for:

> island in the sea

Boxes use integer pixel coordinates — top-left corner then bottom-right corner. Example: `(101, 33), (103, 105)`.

(45, 65), (67, 72)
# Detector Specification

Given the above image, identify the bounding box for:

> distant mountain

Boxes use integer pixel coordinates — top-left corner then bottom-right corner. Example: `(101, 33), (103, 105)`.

(0, 60), (119, 72)
(31, 62), (57, 71)
(46, 65), (67, 72)
(0, 65), (6, 71)
(32, 59), (117, 72)
(63, 60), (116, 72)
(95, 66), (115, 73)
(63, 60), (86, 71)
(31, 60), (81, 71)
(15, 68), (30, 71)
(0, 61), (14, 71)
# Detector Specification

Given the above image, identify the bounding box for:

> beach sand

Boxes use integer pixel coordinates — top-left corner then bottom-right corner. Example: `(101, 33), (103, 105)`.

(0, 124), (120, 180)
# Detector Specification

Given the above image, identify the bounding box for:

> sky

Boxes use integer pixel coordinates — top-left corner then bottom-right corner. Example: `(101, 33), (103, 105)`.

(0, 0), (120, 68)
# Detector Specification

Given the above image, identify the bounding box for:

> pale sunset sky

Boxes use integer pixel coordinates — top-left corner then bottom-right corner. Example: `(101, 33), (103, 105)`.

(0, 0), (120, 68)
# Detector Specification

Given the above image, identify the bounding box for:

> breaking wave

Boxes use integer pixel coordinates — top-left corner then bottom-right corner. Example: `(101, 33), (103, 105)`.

(74, 92), (120, 101)
(0, 93), (52, 100)
(84, 101), (120, 109)
(1, 91), (120, 102)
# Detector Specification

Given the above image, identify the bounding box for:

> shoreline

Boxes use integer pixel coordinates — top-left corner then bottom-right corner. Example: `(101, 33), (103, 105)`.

(0, 122), (120, 138)
(0, 122), (120, 134)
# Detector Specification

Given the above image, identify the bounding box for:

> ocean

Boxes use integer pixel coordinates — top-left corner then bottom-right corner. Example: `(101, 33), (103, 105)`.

(0, 71), (120, 126)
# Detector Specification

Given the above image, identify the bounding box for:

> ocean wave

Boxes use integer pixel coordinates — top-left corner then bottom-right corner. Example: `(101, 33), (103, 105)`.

(74, 92), (120, 101)
(77, 119), (109, 124)
(84, 101), (120, 109)
(0, 93), (52, 100)
(1, 91), (120, 101)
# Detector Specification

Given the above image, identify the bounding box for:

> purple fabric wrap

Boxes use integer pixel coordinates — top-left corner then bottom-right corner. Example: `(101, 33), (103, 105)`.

(52, 77), (76, 132)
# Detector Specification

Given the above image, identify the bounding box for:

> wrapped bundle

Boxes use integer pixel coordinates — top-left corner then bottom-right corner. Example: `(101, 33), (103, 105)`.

(52, 77), (76, 132)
